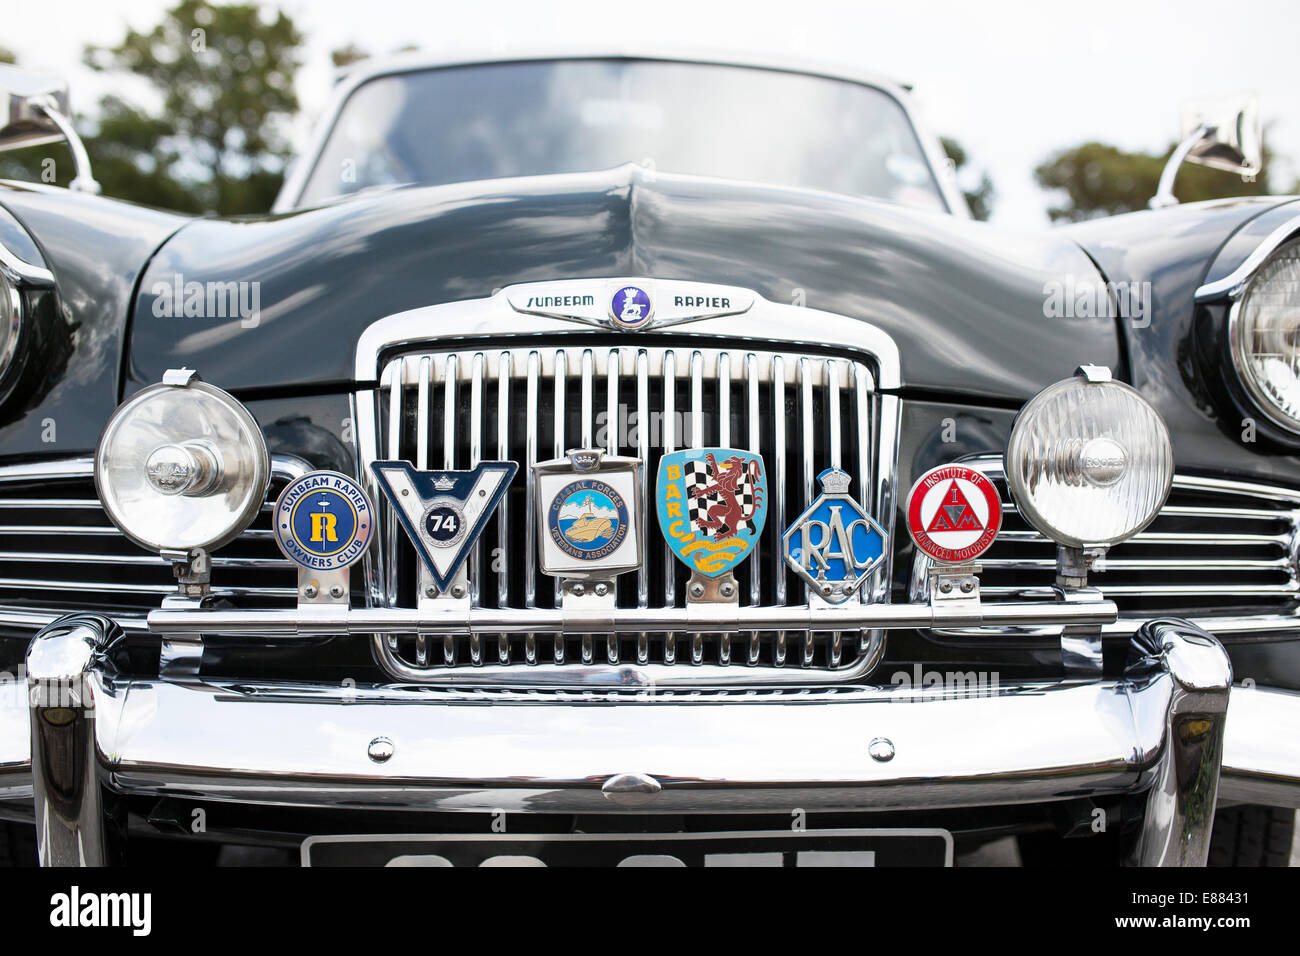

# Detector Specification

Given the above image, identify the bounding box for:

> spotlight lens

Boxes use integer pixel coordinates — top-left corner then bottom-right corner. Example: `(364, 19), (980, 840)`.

(96, 380), (268, 552)
(1006, 376), (1172, 548)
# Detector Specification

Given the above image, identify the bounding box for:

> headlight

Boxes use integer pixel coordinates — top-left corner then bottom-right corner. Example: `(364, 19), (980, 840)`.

(1229, 237), (1300, 432)
(95, 372), (269, 553)
(1005, 368), (1172, 548)
(0, 270), (20, 380)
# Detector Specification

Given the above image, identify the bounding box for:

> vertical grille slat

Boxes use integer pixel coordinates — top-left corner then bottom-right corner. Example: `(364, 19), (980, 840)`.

(373, 343), (888, 678)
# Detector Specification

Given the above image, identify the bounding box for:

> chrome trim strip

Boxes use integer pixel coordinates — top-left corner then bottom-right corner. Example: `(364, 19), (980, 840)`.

(1195, 210), (1300, 301)
(149, 597), (1117, 637)
(1220, 685), (1300, 808)
(0, 239), (54, 286)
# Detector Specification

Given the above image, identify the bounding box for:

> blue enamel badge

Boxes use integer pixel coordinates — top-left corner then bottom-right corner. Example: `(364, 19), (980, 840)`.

(656, 448), (767, 577)
(371, 460), (517, 591)
(546, 478), (630, 561)
(782, 468), (886, 603)
(273, 471), (374, 571)
(609, 285), (652, 328)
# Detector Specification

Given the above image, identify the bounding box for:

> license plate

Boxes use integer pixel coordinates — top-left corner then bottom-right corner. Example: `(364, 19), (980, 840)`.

(301, 828), (953, 867)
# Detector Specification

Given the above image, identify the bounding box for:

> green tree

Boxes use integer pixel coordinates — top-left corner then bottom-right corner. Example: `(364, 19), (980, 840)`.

(1, 3), (302, 213)
(80, 0), (304, 214)
(1035, 140), (1277, 222)
(941, 137), (994, 221)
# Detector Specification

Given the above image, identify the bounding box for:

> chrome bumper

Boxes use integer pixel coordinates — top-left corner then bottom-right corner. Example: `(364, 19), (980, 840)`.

(0, 615), (1295, 865)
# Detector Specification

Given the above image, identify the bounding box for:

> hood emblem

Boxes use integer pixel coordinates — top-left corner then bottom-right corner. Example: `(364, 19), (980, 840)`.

(506, 277), (755, 331)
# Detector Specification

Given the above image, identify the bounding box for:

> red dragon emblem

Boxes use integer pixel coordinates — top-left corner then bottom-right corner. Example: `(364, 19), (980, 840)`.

(687, 452), (764, 537)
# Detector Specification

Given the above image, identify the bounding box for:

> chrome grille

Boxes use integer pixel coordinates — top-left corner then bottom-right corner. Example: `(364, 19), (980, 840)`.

(0, 458), (298, 621)
(366, 343), (889, 675)
(914, 458), (1300, 617)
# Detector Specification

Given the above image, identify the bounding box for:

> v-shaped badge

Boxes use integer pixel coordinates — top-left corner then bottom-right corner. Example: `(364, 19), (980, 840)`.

(370, 460), (517, 592)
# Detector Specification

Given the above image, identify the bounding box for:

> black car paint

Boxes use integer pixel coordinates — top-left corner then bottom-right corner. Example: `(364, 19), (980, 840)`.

(123, 165), (1120, 401)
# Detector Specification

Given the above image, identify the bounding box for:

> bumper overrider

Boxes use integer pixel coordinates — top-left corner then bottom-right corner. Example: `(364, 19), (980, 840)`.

(1, 611), (1297, 866)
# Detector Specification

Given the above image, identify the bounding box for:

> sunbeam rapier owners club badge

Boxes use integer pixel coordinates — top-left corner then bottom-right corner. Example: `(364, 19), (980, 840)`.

(273, 471), (374, 571)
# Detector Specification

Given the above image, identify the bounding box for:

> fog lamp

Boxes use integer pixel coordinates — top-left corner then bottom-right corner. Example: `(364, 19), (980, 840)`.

(95, 371), (269, 553)
(1005, 367), (1172, 548)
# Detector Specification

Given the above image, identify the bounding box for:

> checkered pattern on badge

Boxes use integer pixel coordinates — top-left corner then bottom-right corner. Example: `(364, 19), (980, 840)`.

(685, 457), (757, 536)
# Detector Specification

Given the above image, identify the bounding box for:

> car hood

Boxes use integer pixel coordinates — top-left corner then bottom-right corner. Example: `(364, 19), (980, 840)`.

(127, 164), (1119, 402)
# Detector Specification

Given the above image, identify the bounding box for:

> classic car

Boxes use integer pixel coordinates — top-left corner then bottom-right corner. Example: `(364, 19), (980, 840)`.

(0, 47), (1296, 868)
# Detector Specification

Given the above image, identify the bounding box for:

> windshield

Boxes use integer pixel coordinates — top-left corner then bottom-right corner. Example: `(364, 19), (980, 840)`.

(295, 59), (948, 211)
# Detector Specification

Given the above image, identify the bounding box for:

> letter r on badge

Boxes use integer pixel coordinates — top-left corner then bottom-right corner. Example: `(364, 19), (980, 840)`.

(311, 512), (338, 542)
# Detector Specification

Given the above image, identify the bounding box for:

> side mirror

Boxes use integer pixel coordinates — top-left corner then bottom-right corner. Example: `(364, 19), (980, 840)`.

(0, 66), (72, 152)
(0, 64), (99, 193)
(1150, 92), (1262, 208)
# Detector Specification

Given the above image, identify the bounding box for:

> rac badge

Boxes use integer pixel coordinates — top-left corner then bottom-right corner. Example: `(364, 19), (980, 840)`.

(781, 467), (886, 603)
(534, 450), (642, 579)
(656, 448), (767, 576)
(906, 463), (1002, 564)
(273, 470), (374, 571)
(370, 460), (517, 592)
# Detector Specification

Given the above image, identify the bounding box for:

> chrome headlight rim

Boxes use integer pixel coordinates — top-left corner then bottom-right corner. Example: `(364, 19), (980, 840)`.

(1005, 374), (1174, 550)
(1226, 237), (1300, 436)
(94, 379), (270, 554)
(0, 270), (20, 383)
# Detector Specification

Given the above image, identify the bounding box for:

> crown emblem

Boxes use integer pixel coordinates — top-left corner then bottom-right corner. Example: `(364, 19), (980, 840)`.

(817, 468), (853, 495)
(433, 475), (455, 491)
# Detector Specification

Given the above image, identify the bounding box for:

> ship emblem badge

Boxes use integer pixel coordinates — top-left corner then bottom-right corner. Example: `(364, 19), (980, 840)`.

(656, 448), (767, 576)
(273, 470), (374, 571)
(781, 467), (886, 603)
(370, 460), (517, 591)
(906, 463), (1002, 564)
(534, 449), (642, 579)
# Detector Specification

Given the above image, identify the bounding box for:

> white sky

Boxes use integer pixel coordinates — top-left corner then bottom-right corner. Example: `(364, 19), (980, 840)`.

(7, 0), (1300, 226)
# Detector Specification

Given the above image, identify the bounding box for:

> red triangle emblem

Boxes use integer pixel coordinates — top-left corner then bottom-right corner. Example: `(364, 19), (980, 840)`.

(925, 480), (984, 533)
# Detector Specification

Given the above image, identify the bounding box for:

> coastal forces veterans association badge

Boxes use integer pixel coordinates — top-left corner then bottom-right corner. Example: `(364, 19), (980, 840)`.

(370, 460), (516, 592)
(534, 450), (641, 578)
(273, 470), (374, 571)
(906, 463), (1002, 564)
(782, 468), (886, 603)
(656, 448), (767, 576)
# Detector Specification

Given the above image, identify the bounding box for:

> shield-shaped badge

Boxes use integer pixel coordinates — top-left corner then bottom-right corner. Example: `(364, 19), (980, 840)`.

(371, 460), (517, 591)
(656, 448), (767, 576)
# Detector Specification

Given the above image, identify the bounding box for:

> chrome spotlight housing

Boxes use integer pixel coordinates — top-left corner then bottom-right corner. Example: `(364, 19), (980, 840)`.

(95, 370), (269, 554)
(1005, 367), (1173, 549)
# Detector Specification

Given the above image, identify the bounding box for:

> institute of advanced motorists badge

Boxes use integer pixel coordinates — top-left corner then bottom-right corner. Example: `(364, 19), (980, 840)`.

(906, 463), (1002, 564)
(273, 470), (374, 571)
(370, 460), (517, 591)
(781, 467), (886, 603)
(656, 448), (767, 576)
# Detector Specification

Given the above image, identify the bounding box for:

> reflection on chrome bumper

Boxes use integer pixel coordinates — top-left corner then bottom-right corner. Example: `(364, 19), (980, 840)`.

(0, 614), (1294, 865)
